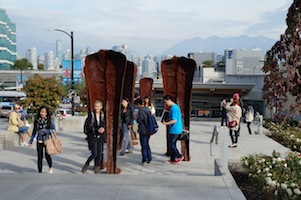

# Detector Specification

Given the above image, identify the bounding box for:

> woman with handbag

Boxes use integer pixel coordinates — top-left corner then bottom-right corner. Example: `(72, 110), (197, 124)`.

(82, 100), (106, 174)
(119, 98), (133, 156)
(225, 94), (242, 148)
(29, 106), (55, 173)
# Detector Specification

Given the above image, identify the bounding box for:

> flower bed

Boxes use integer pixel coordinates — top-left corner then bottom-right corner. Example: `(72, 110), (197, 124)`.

(264, 121), (301, 152)
(241, 151), (301, 199)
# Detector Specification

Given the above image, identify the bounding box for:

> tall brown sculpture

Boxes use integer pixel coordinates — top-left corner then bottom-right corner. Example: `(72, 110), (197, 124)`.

(139, 77), (154, 100)
(84, 50), (127, 174)
(176, 57), (196, 161)
(123, 61), (137, 104)
(161, 57), (178, 156)
(84, 52), (106, 112)
(161, 56), (196, 160)
(121, 61), (138, 146)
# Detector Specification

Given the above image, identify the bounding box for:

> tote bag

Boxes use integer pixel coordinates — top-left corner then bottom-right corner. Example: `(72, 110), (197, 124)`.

(45, 130), (62, 155)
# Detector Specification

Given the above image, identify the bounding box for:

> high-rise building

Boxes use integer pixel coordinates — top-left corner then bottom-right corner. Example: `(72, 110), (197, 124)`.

(26, 47), (38, 69)
(0, 8), (17, 70)
(44, 51), (55, 70)
(56, 40), (63, 63)
(38, 55), (44, 69)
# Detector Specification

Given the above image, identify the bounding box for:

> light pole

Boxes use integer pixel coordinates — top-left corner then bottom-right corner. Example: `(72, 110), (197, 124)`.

(49, 29), (75, 116)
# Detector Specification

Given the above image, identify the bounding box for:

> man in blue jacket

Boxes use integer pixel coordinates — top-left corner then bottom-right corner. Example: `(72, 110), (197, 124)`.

(162, 95), (184, 164)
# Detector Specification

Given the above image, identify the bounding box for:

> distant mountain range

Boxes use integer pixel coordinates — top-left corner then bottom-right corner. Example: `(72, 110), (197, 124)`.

(161, 35), (277, 56)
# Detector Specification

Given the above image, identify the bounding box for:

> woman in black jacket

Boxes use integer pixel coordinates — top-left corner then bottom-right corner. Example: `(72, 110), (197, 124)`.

(29, 106), (56, 173)
(82, 100), (106, 174)
(120, 97), (133, 155)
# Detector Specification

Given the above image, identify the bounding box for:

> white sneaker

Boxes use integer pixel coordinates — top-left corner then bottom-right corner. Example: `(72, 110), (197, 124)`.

(49, 168), (53, 174)
(21, 142), (28, 147)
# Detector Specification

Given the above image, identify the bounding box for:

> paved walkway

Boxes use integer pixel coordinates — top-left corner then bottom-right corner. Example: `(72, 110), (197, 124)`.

(0, 117), (290, 200)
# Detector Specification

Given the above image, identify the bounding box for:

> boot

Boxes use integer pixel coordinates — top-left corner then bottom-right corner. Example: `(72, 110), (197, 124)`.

(81, 164), (88, 174)
(94, 166), (100, 174)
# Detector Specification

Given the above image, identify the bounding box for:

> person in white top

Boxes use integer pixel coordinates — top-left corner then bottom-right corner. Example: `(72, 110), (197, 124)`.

(225, 94), (242, 148)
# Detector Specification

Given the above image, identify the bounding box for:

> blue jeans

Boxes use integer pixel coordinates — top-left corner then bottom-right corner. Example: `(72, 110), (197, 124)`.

(139, 134), (152, 163)
(169, 133), (182, 161)
(18, 126), (28, 134)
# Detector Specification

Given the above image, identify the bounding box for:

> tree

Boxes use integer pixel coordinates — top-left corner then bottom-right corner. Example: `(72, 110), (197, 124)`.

(202, 60), (213, 68)
(22, 74), (63, 114)
(38, 63), (44, 70)
(13, 58), (33, 70)
(262, 0), (301, 110)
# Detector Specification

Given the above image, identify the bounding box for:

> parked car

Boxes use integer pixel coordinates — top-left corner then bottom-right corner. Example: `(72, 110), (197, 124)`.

(0, 105), (14, 118)
(56, 108), (72, 117)
(62, 98), (71, 104)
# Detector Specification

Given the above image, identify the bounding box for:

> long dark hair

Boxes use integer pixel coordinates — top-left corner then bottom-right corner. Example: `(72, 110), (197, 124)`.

(144, 96), (152, 107)
(35, 105), (52, 129)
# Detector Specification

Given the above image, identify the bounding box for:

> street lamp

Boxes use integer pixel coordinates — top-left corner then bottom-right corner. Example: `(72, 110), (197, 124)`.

(48, 29), (75, 116)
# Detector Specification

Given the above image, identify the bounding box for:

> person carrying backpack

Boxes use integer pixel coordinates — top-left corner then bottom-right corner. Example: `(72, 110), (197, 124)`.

(135, 98), (153, 165)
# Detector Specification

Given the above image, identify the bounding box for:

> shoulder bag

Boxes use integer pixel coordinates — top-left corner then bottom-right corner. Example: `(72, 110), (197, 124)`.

(45, 130), (63, 155)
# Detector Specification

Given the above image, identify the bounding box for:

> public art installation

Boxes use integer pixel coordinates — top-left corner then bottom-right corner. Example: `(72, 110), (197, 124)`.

(139, 77), (154, 100)
(161, 58), (178, 156)
(84, 50), (129, 174)
(123, 61), (137, 103)
(121, 61), (138, 146)
(161, 56), (196, 160)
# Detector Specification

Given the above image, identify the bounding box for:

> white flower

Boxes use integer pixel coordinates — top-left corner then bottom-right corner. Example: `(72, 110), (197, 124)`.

(264, 168), (270, 172)
(261, 158), (266, 163)
(284, 163), (288, 168)
(297, 138), (300, 142)
(266, 177), (272, 184)
(271, 180), (277, 188)
(294, 188), (301, 195)
(244, 160), (248, 166)
(257, 169), (261, 173)
(287, 188), (293, 196)
(267, 173), (272, 177)
(277, 157), (282, 162)
(282, 158), (286, 162)
(274, 190), (278, 196)
(281, 183), (288, 190)
(290, 135), (295, 139)
(299, 160), (301, 165)
(291, 183), (296, 187)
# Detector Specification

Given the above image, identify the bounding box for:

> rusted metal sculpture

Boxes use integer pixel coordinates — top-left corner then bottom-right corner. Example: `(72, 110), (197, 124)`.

(176, 57), (196, 161)
(161, 56), (196, 160)
(123, 61), (137, 104)
(121, 61), (138, 146)
(84, 50), (127, 174)
(139, 77), (154, 100)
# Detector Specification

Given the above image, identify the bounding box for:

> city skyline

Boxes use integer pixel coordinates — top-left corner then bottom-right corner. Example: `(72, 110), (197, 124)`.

(1, 0), (292, 57)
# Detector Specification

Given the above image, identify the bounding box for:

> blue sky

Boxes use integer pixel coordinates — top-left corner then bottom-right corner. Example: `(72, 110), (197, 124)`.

(1, 0), (292, 56)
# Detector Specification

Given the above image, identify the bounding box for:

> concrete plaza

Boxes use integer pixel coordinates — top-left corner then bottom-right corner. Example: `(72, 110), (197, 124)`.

(0, 117), (290, 200)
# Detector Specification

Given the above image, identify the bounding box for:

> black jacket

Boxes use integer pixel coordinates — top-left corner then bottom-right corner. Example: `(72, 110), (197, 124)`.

(137, 107), (151, 135)
(122, 106), (133, 126)
(84, 112), (106, 143)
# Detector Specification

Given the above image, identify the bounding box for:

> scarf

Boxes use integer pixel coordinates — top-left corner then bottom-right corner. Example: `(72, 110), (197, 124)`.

(37, 117), (48, 130)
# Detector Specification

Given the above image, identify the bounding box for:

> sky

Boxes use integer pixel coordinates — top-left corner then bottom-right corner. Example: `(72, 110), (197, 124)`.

(1, 0), (293, 57)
